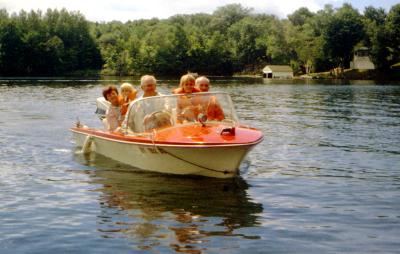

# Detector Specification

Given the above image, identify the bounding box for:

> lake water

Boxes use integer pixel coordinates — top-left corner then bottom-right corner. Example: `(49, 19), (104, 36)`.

(1, 78), (399, 253)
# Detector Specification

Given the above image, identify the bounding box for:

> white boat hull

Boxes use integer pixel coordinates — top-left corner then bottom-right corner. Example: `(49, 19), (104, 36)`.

(73, 131), (255, 178)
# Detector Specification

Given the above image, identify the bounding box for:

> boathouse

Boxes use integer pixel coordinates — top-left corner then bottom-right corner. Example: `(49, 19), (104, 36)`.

(350, 47), (375, 70)
(262, 65), (293, 79)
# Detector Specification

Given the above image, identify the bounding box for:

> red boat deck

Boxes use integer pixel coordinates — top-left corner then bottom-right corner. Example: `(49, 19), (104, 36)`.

(71, 124), (263, 147)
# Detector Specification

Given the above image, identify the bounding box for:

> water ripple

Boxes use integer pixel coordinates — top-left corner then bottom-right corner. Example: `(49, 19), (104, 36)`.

(1, 81), (400, 253)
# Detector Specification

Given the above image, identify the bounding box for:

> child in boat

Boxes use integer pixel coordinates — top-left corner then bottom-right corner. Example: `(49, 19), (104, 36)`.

(120, 82), (137, 117)
(173, 74), (200, 94)
(103, 85), (123, 132)
(174, 74), (202, 122)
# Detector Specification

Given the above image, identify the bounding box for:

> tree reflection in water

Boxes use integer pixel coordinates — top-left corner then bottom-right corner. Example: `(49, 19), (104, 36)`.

(75, 152), (263, 253)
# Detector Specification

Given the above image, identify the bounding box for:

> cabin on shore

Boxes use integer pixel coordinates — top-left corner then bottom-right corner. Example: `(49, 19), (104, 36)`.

(350, 47), (375, 70)
(262, 65), (293, 79)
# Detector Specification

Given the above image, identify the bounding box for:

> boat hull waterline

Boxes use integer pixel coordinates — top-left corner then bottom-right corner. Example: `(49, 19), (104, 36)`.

(71, 126), (263, 178)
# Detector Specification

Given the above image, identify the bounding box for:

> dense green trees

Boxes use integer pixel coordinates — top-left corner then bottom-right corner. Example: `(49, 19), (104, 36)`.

(0, 9), (102, 76)
(386, 4), (400, 66)
(323, 4), (364, 71)
(0, 3), (399, 76)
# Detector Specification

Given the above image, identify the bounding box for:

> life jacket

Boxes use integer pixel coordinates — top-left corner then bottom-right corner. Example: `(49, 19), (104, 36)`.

(206, 96), (224, 121)
(119, 91), (137, 116)
(172, 87), (201, 94)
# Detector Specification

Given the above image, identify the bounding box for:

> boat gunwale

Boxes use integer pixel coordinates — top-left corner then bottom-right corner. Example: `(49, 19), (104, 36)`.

(70, 127), (264, 148)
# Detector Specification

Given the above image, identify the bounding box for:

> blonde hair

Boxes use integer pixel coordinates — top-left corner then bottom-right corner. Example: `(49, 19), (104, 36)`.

(120, 82), (134, 92)
(140, 75), (157, 88)
(179, 74), (195, 87)
(195, 76), (210, 86)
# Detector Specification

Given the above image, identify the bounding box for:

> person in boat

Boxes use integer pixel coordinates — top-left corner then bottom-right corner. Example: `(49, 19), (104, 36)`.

(173, 74), (202, 123)
(195, 76), (210, 92)
(139, 75), (162, 98)
(119, 82), (137, 117)
(102, 85), (123, 132)
(175, 75), (224, 122)
(195, 76), (224, 121)
(120, 75), (168, 133)
(138, 75), (173, 130)
(172, 74), (201, 94)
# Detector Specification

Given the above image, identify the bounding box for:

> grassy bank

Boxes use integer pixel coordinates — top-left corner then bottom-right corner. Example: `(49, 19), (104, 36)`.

(307, 69), (400, 81)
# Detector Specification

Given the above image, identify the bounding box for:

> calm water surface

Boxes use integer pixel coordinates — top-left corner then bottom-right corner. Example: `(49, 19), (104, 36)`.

(1, 78), (399, 253)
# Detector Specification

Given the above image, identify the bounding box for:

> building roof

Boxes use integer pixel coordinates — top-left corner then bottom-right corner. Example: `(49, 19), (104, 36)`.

(391, 62), (400, 69)
(263, 65), (293, 73)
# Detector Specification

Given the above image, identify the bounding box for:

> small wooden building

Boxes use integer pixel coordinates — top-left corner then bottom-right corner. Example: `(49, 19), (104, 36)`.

(350, 47), (375, 70)
(262, 65), (293, 79)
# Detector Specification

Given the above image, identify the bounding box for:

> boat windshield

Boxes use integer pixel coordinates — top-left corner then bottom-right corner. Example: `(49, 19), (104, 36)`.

(124, 92), (239, 133)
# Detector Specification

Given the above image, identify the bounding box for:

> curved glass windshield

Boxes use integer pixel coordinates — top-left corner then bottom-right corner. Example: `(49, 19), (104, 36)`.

(124, 92), (239, 133)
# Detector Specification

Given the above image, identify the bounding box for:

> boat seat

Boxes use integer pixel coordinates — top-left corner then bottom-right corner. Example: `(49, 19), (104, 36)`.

(143, 111), (173, 131)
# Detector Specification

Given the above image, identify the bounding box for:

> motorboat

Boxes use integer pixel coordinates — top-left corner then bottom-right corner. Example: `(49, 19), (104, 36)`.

(71, 92), (263, 178)
(94, 96), (110, 120)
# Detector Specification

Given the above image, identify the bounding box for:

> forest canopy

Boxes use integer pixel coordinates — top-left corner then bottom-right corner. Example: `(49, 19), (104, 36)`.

(0, 3), (399, 76)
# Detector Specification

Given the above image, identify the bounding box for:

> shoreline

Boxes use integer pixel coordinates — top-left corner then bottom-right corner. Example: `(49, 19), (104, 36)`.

(1, 69), (399, 82)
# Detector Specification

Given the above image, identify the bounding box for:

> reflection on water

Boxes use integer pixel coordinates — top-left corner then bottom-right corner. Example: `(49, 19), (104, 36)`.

(1, 80), (400, 253)
(75, 152), (263, 253)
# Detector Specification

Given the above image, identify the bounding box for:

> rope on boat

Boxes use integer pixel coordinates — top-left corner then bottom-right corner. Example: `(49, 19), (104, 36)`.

(149, 129), (233, 175)
(156, 147), (234, 175)
(81, 135), (94, 154)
